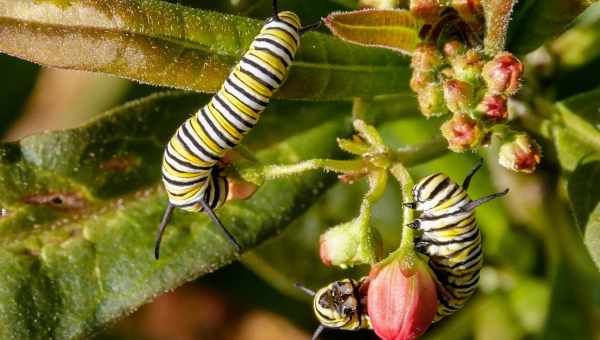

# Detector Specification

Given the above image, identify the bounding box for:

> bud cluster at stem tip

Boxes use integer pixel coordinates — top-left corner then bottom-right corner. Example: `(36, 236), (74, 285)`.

(406, 0), (540, 173)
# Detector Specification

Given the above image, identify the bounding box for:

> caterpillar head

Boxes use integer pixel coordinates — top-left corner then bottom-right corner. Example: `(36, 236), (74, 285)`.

(313, 279), (366, 331)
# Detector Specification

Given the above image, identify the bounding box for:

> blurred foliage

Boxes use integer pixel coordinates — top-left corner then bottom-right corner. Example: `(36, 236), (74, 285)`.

(0, 55), (38, 136)
(0, 0), (598, 340)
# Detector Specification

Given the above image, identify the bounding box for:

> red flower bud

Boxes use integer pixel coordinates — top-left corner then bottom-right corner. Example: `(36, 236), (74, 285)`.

(498, 134), (542, 173)
(443, 79), (474, 114)
(477, 94), (508, 123)
(367, 257), (438, 340)
(483, 52), (524, 96)
(441, 114), (484, 152)
(410, 0), (443, 22)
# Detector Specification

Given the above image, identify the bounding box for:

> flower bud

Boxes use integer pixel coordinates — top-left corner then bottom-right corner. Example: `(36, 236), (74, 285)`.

(319, 214), (382, 268)
(451, 49), (484, 83)
(441, 114), (484, 152)
(367, 256), (438, 340)
(498, 134), (542, 173)
(476, 94), (508, 123)
(451, 0), (483, 24)
(442, 40), (466, 59)
(443, 79), (474, 114)
(410, 71), (433, 93)
(411, 43), (443, 73)
(418, 83), (449, 118)
(410, 0), (443, 23)
(227, 178), (258, 201)
(483, 52), (524, 95)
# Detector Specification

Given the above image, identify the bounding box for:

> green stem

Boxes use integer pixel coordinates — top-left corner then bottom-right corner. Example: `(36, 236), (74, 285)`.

(352, 97), (370, 121)
(260, 159), (366, 180)
(389, 163), (415, 252)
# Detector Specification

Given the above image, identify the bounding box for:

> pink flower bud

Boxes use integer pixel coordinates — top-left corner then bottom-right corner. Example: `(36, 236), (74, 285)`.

(410, 0), (443, 22)
(441, 114), (484, 152)
(367, 257), (438, 340)
(443, 79), (474, 114)
(483, 52), (524, 95)
(498, 134), (542, 173)
(477, 94), (508, 123)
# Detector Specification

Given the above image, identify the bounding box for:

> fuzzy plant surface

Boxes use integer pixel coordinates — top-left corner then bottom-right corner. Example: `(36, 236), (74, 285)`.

(0, 0), (599, 340)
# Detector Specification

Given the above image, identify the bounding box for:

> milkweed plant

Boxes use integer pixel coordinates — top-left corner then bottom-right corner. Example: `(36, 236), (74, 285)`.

(0, 0), (599, 340)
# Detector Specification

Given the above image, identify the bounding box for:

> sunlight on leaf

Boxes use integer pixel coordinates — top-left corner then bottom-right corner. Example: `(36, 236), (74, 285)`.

(325, 9), (421, 55)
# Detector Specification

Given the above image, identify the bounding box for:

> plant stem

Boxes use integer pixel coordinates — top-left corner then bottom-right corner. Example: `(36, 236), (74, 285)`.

(260, 159), (366, 180)
(352, 97), (369, 121)
(389, 162), (415, 252)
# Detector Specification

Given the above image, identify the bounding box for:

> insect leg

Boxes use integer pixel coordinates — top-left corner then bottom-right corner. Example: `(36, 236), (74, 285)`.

(403, 202), (417, 209)
(294, 282), (316, 297)
(154, 204), (175, 260)
(199, 199), (242, 252)
(312, 325), (326, 340)
(406, 219), (421, 229)
(463, 188), (509, 211)
(462, 158), (484, 190)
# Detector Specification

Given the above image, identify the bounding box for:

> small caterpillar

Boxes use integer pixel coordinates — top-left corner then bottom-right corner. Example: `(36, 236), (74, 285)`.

(295, 279), (371, 340)
(405, 160), (508, 321)
(155, 1), (320, 259)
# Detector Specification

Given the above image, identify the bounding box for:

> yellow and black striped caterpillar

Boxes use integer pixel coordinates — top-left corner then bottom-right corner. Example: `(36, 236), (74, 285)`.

(295, 279), (371, 340)
(405, 160), (508, 321)
(155, 1), (321, 259)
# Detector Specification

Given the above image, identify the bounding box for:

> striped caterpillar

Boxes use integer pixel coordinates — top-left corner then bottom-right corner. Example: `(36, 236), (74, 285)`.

(155, 1), (320, 259)
(405, 160), (508, 320)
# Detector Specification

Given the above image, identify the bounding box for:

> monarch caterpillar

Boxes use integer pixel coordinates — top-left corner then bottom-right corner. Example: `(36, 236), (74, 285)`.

(405, 160), (508, 321)
(295, 279), (371, 340)
(155, 0), (321, 259)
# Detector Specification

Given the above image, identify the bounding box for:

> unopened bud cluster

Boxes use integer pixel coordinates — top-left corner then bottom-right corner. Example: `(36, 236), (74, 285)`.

(410, 0), (483, 25)
(411, 41), (519, 144)
(408, 6), (540, 172)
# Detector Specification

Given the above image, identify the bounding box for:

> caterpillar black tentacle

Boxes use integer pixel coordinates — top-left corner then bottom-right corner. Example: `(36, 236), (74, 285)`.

(155, 0), (320, 259)
(408, 160), (508, 321)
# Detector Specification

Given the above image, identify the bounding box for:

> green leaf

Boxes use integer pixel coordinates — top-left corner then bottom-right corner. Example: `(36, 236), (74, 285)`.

(0, 0), (411, 100)
(540, 196), (600, 340)
(552, 87), (600, 170)
(568, 161), (600, 267)
(551, 3), (600, 68)
(324, 9), (421, 55)
(0, 90), (354, 339)
(507, 0), (595, 55)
